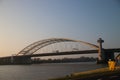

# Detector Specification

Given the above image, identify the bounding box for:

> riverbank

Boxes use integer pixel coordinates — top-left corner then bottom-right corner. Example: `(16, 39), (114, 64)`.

(49, 66), (120, 80)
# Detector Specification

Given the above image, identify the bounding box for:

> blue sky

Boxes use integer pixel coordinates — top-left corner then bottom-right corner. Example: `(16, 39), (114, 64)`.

(0, 0), (120, 56)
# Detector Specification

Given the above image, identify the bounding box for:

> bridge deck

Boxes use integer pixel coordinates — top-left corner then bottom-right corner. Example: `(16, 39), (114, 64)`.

(0, 48), (120, 58)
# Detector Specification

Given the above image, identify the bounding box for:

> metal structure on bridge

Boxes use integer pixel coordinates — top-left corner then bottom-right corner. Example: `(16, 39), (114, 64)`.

(0, 38), (120, 65)
(17, 38), (99, 55)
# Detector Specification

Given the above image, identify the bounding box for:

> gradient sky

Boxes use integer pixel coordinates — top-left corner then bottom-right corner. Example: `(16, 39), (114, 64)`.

(0, 0), (120, 57)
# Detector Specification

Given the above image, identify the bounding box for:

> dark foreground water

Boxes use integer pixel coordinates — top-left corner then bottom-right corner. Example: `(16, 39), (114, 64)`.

(0, 62), (106, 80)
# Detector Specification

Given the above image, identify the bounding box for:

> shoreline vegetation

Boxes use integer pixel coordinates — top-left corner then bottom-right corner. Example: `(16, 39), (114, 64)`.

(49, 66), (120, 80)
(32, 56), (97, 64)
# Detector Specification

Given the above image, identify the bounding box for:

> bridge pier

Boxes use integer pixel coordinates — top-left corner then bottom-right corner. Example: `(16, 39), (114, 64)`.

(11, 56), (32, 64)
(97, 38), (105, 63)
(97, 38), (115, 64)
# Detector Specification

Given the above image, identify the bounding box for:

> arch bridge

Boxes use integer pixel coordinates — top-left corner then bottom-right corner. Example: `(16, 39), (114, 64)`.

(17, 38), (99, 55)
(0, 38), (120, 64)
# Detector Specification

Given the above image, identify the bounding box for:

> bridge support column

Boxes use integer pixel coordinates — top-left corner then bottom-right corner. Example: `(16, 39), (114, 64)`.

(97, 38), (106, 64)
(11, 56), (32, 64)
(97, 38), (115, 64)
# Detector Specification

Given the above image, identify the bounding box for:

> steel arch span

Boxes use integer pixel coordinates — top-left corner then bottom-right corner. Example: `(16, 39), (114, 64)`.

(17, 38), (99, 55)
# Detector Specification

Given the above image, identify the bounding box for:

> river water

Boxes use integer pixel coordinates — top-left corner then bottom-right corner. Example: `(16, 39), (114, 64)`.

(0, 62), (107, 80)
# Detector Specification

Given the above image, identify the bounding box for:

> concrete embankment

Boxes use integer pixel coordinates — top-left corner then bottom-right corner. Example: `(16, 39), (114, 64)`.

(49, 66), (120, 80)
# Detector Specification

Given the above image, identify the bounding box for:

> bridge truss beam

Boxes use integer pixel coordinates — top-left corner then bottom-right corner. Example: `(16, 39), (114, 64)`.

(17, 38), (99, 55)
